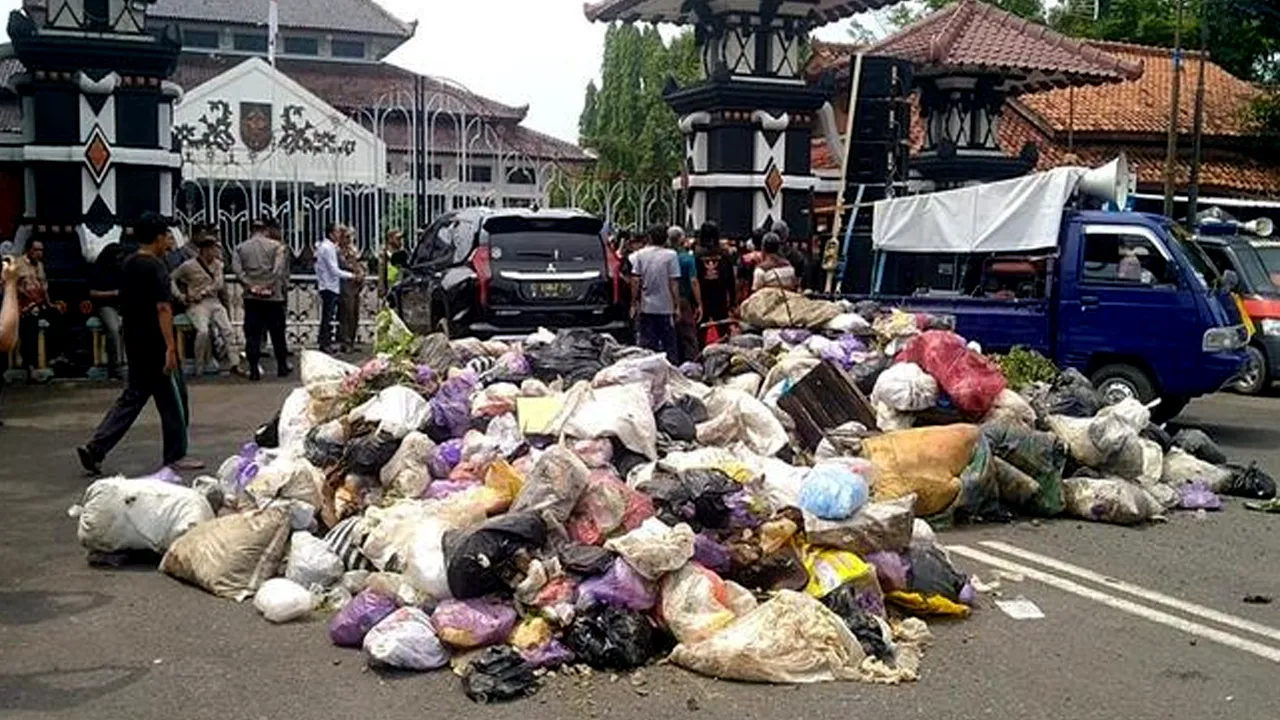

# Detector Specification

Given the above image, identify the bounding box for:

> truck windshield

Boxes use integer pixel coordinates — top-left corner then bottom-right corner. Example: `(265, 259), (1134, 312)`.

(1255, 244), (1280, 287)
(1170, 224), (1220, 288)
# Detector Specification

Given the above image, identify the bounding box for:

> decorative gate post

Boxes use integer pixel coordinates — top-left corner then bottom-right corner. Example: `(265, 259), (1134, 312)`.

(7, 1), (182, 269)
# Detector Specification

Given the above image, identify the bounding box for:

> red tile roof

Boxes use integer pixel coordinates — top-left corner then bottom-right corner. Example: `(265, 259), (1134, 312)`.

(807, 40), (863, 77)
(867, 0), (1143, 93)
(584, 0), (899, 24)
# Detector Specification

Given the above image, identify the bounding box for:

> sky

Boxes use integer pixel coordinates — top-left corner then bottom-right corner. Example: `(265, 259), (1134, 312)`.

(0, 0), (862, 144)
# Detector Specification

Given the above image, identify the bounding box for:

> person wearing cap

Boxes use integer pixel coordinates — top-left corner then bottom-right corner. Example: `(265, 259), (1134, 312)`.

(171, 231), (233, 375)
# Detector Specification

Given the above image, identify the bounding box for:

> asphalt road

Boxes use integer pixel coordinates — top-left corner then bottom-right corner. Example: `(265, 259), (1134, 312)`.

(1, 382), (1278, 720)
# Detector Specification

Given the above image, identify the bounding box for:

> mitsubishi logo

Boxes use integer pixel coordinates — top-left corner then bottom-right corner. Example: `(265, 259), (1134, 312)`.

(546, 263), (557, 273)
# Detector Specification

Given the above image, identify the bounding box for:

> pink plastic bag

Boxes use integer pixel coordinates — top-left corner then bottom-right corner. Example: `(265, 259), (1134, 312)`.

(570, 439), (615, 469)
(329, 589), (398, 648)
(897, 331), (1006, 417)
(431, 598), (519, 649)
(566, 470), (655, 546)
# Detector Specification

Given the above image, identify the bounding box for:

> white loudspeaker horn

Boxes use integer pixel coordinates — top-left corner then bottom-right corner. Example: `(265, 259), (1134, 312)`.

(1078, 155), (1132, 208)
(1240, 217), (1275, 237)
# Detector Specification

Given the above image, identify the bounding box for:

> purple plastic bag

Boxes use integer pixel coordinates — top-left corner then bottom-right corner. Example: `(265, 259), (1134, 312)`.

(864, 551), (910, 592)
(428, 438), (464, 479)
(779, 328), (812, 345)
(431, 598), (519, 649)
(837, 334), (867, 355)
(678, 362), (703, 379)
(329, 589), (398, 648)
(819, 342), (853, 370)
(693, 533), (732, 575)
(726, 490), (764, 529)
(1179, 482), (1224, 511)
(576, 558), (657, 611)
(430, 373), (478, 439)
(520, 640), (575, 669)
(422, 479), (480, 500)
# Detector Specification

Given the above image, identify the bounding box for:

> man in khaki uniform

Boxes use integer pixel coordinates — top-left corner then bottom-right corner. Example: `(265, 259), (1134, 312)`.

(233, 219), (290, 381)
(171, 233), (233, 375)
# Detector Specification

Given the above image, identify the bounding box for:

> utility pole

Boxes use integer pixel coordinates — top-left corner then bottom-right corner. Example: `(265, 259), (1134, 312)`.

(1187, 0), (1210, 223)
(1163, 0), (1185, 218)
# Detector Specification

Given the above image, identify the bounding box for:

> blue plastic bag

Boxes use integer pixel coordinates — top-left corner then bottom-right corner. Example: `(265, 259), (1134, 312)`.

(799, 464), (869, 520)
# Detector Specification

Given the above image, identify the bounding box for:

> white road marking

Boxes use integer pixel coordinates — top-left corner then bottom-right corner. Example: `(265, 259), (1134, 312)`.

(947, 544), (1280, 664)
(977, 540), (1280, 644)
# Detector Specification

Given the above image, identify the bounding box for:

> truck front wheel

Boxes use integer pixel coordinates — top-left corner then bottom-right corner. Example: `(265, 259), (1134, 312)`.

(1091, 363), (1156, 406)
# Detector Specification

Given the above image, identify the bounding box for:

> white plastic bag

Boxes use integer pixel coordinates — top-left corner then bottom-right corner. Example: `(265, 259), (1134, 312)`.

(301, 351), (358, 402)
(660, 563), (755, 645)
(603, 518), (696, 580)
(824, 312), (872, 333)
(557, 382), (659, 460)
(245, 456), (324, 509)
(403, 518), (452, 600)
(871, 362), (938, 412)
(874, 401), (915, 432)
(350, 385), (430, 439)
(363, 607), (450, 670)
(1062, 477), (1163, 525)
(593, 353), (673, 409)
(72, 477), (215, 554)
(1087, 398), (1150, 457)
(380, 431), (436, 498)
(277, 388), (314, 454)
(1161, 447), (1233, 492)
(285, 532), (345, 590)
(984, 389), (1036, 427)
(253, 577), (314, 623)
(697, 387), (789, 457)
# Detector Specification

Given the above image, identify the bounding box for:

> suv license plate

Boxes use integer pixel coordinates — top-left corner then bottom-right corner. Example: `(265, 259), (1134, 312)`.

(531, 282), (574, 299)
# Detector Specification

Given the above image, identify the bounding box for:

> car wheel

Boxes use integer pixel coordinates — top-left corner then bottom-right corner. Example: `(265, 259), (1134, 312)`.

(1233, 345), (1269, 396)
(1090, 363), (1156, 406)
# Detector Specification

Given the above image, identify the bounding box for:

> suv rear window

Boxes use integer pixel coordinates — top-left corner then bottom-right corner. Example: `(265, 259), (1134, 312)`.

(483, 216), (605, 263)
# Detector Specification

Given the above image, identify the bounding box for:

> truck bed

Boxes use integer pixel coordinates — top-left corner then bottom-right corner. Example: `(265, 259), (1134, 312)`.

(872, 295), (1054, 356)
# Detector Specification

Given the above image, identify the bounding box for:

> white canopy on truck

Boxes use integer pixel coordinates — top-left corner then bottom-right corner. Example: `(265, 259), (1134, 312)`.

(872, 166), (1091, 254)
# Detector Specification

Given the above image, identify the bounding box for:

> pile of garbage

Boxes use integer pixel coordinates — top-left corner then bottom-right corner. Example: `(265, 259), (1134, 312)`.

(70, 297), (1275, 700)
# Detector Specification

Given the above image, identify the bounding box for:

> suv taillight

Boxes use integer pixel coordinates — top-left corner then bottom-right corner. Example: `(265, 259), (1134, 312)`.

(606, 246), (622, 303)
(471, 245), (492, 307)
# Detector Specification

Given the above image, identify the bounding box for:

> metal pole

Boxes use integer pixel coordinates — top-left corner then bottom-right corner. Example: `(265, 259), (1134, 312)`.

(1187, 0), (1209, 223)
(415, 74), (426, 228)
(1162, 0), (1184, 218)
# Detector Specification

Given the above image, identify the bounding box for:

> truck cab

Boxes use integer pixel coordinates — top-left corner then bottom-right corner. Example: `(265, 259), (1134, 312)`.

(1195, 227), (1280, 395)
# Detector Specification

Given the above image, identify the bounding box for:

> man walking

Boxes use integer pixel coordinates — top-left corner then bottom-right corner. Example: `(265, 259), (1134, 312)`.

(172, 232), (233, 375)
(629, 224), (681, 363)
(314, 223), (351, 354)
(78, 213), (202, 475)
(233, 218), (290, 381)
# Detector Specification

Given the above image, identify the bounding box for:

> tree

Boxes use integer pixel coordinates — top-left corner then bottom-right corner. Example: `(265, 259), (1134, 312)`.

(579, 81), (599, 148)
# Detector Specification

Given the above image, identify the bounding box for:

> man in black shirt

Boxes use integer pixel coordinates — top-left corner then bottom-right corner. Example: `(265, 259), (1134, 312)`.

(78, 213), (203, 475)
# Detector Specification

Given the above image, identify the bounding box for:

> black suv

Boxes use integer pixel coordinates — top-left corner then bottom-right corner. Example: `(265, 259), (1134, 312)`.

(390, 207), (629, 339)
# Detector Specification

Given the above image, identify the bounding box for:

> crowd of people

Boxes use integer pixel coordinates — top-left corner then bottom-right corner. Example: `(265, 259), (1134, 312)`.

(617, 218), (825, 365)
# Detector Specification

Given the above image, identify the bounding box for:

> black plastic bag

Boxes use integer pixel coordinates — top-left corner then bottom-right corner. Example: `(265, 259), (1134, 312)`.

(527, 329), (609, 383)
(1220, 463), (1278, 500)
(254, 412), (281, 449)
(463, 647), (539, 703)
(821, 584), (892, 660)
(304, 421), (346, 468)
(343, 430), (402, 475)
(656, 404), (697, 442)
(676, 395), (709, 424)
(906, 545), (967, 603)
(1172, 429), (1228, 465)
(559, 544), (617, 577)
(1141, 423), (1173, 452)
(444, 513), (548, 599)
(644, 469), (738, 530)
(562, 605), (657, 670)
(1036, 369), (1102, 418)
(852, 300), (882, 324)
(611, 442), (648, 480)
(849, 355), (890, 395)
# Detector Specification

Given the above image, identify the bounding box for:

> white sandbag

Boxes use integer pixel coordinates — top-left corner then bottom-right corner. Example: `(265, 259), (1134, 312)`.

(697, 387), (788, 457)
(285, 532), (345, 590)
(556, 382), (659, 460)
(380, 431), (437, 498)
(72, 477), (215, 554)
(253, 578), (314, 623)
(277, 388), (315, 454)
(245, 456), (324, 509)
(350, 385), (430, 439)
(874, 401), (915, 432)
(300, 351), (358, 402)
(364, 607), (450, 670)
(1161, 447), (1233, 492)
(593, 353), (673, 409)
(1062, 477), (1163, 526)
(871, 362), (938, 412)
(403, 518), (452, 600)
(983, 389), (1036, 428)
(603, 518), (696, 580)
(1045, 415), (1108, 467)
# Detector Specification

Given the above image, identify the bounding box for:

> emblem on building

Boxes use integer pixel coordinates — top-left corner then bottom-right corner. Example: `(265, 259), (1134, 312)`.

(240, 102), (273, 153)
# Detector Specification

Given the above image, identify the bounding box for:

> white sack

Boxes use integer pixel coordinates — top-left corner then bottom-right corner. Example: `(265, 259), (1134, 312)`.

(72, 477), (214, 554)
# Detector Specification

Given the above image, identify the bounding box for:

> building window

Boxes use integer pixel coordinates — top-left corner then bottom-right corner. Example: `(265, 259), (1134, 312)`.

(331, 39), (366, 59)
(284, 36), (319, 56)
(506, 167), (536, 185)
(465, 165), (493, 184)
(233, 33), (269, 53)
(184, 29), (220, 49)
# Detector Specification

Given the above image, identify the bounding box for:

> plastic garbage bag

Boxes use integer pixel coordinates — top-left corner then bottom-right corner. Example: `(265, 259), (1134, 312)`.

(804, 496), (915, 557)
(285, 531), (344, 590)
(864, 425), (981, 516)
(363, 607), (450, 671)
(350, 385), (430, 439)
(1161, 448), (1233, 492)
(1220, 463), (1277, 500)
(984, 389), (1036, 428)
(603, 518), (696, 580)
(638, 468), (738, 530)
(696, 387), (788, 457)
(722, 510), (808, 593)
(981, 418), (1066, 516)
(329, 588), (400, 647)
(510, 445), (590, 524)
(740, 288), (842, 329)
(871, 362), (938, 412)
(463, 646), (540, 703)
(301, 351), (358, 404)
(509, 617), (554, 650)
(556, 382), (659, 461)
(1172, 429), (1229, 465)
(403, 517), (451, 600)
(428, 372), (478, 440)
(864, 551), (910, 593)
(244, 456), (324, 511)
(815, 421), (870, 461)
(429, 438), (464, 479)
(694, 533), (733, 575)
(254, 412), (281, 450)
(520, 640), (575, 669)
(799, 464), (870, 521)
(566, 470), (655, 546)
(277, 387), (314, 452)
(569, 438), (614, 469)
(668, 590), (867, 684)
(660, 563), (755, 645)
(72, 477), (214, 554)
(594, 353), (672, 409)
(444, 512), (547, 599)
(380, 431), (437, 498)
(559, 544), (617, 577)
(1031, 368), (1101, 418)
(525, 328), (611, 383)
(304, 421), (347, 468)
(563, 604), (657, 670)
(1062, 476), (1163, 525)
(896, 331), (1006, 417)
(343, 431), (403, 477)
(656, 403), (697, 442)
(577, 557), (657, 612)
(432, 598), (519, 649)
(1087, 399), (1150, 457)
(253, 578), (314, 623)
(1178, 482), (1223, 510)
(801, 547), (882, 614)
(821, 584), (893, 660)
(160, 507), (291, 602)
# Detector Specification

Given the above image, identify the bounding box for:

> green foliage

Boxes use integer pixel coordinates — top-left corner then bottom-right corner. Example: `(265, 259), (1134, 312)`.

(993, 346), (1060, 390)
(374, 309), (422, 361)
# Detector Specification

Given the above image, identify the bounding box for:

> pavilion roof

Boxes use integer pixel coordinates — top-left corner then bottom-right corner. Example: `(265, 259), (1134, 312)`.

(583, 0), (899, 26)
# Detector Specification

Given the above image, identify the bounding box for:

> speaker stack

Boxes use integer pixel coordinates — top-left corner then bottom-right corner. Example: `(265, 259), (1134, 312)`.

(836, 56), (913, 294)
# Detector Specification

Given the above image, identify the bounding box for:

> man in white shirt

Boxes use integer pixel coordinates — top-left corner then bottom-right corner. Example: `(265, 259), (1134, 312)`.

(629, 224), (682, 363)
(315, 222), (353, 354)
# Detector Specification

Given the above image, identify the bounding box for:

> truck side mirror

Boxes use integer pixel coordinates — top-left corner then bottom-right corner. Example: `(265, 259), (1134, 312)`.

(1220, 269), (1239, 293)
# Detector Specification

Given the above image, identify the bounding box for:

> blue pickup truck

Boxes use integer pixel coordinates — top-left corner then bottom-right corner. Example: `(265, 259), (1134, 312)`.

(870, 210), (1249, 421)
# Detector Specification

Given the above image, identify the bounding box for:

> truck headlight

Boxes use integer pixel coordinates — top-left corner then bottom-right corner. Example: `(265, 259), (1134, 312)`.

(1203, 325), (1248, 352)
(1261, 318), (1280, 337)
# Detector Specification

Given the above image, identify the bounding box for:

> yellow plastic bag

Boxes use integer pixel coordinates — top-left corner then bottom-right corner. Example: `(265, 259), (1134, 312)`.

(886, 590), (971, 618)
(713, 461), (756, 485)
(517, 396), (564, 435)
(864, 424), (980, 516)
(483, 460), (524, 514)
(509, 617), (553, 650)
(801, 547), (873, 599)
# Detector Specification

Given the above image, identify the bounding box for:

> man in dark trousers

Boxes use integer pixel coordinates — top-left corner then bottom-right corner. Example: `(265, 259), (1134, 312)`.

(233, 218), (290, 381)
(78, 213), (203, 475)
